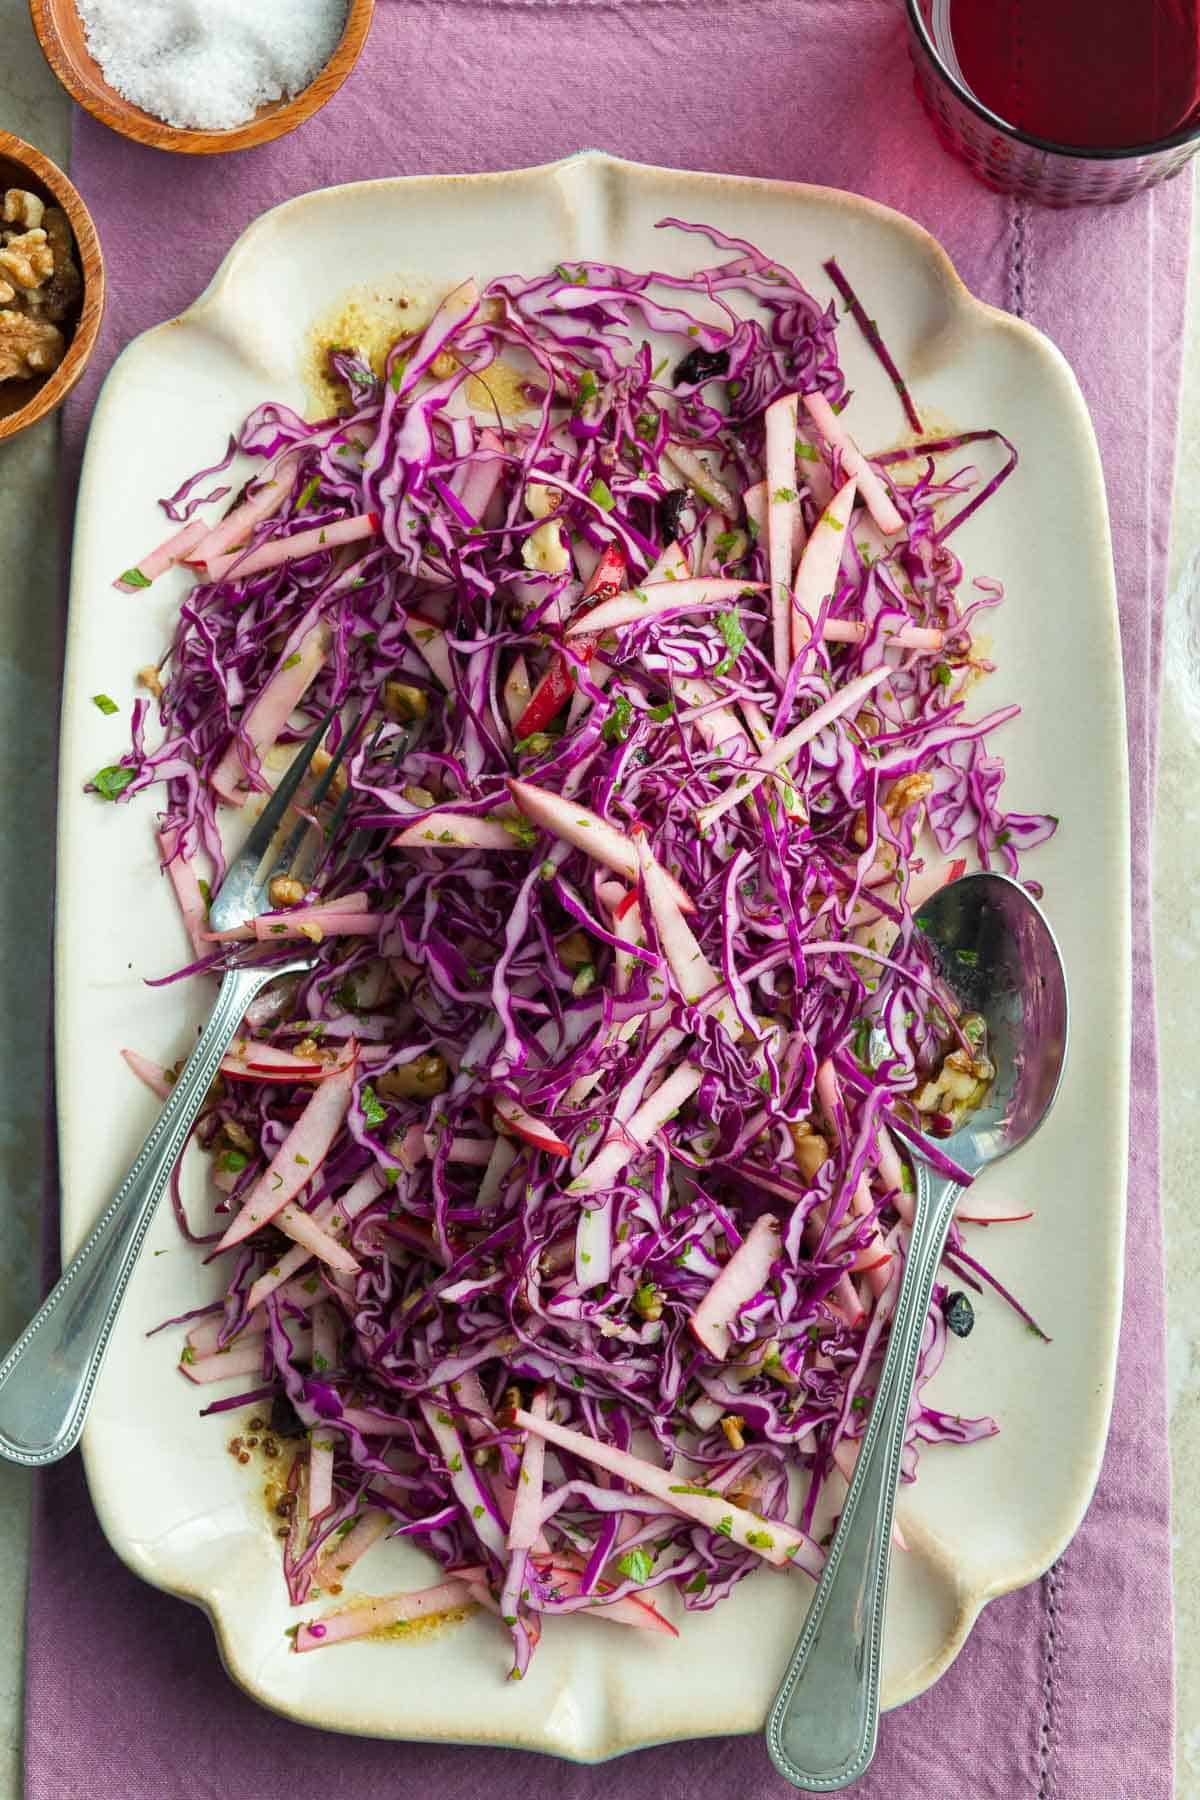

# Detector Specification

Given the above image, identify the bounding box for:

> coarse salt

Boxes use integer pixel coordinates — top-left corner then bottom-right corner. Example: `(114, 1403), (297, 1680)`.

(76, 0), (350, 133)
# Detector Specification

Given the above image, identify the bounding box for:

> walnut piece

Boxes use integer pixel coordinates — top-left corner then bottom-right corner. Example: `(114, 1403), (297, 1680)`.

(788, 1118), (831, 1181)
(883, 771), (935, 822)
(308, 745), (349, 797)
(0, 308), (64, 382)
(381, 680), (427, 723)
(267, 875), (307, 909)
(0, 228), (53, 292)
(2, 190), (44, 230)
(720, 1414), (746, 1452)
(0, 190), (81, 386)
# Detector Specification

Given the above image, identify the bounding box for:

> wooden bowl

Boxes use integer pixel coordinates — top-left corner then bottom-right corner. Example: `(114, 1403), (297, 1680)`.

(28, 0), (375, 155)
(0, 131), (104, 444)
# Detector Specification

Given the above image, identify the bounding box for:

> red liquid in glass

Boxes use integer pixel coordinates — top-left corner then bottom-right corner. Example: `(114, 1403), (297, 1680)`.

(944, 0), (1200, 149)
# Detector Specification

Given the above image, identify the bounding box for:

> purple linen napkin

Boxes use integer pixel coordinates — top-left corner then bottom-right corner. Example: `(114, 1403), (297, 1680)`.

(28, 4), (1183, 1794)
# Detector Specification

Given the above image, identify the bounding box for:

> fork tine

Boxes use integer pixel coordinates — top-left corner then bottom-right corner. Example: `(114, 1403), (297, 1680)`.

(311, 718), (388, 884)
(306, 711), (424, 894)
(208, 709), (336, 932)
(266, 709), (365, 888)
(336, 720), (390, 859)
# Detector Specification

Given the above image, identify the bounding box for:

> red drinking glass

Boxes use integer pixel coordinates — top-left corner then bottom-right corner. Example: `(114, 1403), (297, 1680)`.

(906, 0), (1200, 205)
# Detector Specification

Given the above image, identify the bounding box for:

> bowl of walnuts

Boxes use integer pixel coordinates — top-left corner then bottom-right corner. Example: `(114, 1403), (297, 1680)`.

(0, 130), (104, 444)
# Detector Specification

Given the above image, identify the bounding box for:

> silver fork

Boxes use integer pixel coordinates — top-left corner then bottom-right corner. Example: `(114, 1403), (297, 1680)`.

(0, 709), (361, 1467)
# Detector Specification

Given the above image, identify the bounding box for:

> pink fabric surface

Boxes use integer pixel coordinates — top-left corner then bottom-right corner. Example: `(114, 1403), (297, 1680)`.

(28, 3), (1184, 1794)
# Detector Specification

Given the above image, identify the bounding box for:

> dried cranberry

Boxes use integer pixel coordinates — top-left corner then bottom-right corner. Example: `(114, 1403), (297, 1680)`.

(673, 347), (730, 386)
(269, 1393), (306, 1439)
(658, 488), (690, 541)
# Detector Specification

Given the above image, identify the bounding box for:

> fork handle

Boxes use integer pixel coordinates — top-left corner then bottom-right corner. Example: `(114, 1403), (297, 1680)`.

(765, 1163), (963, 1790)
(0, 961), (308, 1468)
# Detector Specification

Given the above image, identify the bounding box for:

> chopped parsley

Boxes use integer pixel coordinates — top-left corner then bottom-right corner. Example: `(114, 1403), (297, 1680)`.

(616, 1547), (654, 1584)
(91, 765), (135, 801)
(360, 1083), (387, 1128)
(713, 609), (746, 677)
(512, 732), (555, 757)
(602, 695), (635, 744)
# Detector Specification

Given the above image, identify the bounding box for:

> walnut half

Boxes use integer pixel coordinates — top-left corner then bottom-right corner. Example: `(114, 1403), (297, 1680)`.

(0, 309), (64, 383)
(0, 228), (53, 293)
(2, 190), (44, 231)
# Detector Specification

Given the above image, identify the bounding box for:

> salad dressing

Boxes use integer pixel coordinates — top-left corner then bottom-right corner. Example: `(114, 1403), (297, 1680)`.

(303, 280), (437, 417)
(304, 280), (533, 422)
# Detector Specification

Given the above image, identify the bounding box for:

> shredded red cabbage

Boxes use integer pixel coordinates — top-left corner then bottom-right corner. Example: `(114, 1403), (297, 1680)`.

(103, 220), (1054, 1672)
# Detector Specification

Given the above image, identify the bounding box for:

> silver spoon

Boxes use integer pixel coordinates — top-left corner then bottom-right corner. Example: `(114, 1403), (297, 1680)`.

(766, 870), (1069, 1791)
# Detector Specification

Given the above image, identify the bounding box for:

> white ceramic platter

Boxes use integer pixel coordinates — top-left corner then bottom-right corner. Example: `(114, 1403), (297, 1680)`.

(58, 152), (1128, 1761)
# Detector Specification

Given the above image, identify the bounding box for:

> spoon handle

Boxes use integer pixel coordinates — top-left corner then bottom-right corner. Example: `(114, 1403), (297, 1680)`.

(765, 1164), (962, 1791)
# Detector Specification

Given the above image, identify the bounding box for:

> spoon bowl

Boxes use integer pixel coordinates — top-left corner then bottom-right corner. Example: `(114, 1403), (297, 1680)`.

(767, 871), (1069, 1791)
(909, 869), (1070, 1176)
